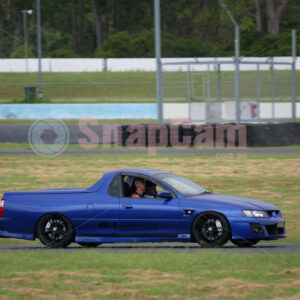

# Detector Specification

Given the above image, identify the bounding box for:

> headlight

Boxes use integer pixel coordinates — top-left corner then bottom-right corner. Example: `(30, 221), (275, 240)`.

(242, 210), (267, 218)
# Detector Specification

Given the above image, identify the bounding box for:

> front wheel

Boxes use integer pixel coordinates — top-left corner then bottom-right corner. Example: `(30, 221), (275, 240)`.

(192, 212), (230, 248)
(78, 242), (101, 248)
(36, 214), (74, 248)
(231, 239), (259, 247)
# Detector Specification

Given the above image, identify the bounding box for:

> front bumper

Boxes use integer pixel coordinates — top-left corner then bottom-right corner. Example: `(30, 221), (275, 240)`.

(229, 217), (286, 240)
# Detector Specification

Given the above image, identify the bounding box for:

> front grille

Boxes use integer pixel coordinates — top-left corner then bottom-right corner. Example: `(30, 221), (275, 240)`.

(266, 210), (280, 218)
(265, 224), (284, 235)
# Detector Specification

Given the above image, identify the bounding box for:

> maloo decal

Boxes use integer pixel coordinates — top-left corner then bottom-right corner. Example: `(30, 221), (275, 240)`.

(98, 222), (159, 231)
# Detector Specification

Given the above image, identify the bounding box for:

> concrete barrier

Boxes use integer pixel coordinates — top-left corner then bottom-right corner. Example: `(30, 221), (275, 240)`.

(1, 122), (299, 147)
(0, 103), (299, 120)
(0, 103), (156, 120)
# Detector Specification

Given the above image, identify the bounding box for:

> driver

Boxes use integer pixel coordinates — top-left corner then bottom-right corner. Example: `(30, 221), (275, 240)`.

(131, 178), (146, 198)
(144, 181), (158, 198)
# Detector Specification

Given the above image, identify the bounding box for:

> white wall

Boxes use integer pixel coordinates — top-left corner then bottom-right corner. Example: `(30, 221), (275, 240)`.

(0, 57), (299, 72)
(0, 58), (105, 72)
(163, 103), (300, 120)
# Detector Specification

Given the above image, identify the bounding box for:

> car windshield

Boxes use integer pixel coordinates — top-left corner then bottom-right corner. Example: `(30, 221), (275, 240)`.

(156, 173), (208, 197)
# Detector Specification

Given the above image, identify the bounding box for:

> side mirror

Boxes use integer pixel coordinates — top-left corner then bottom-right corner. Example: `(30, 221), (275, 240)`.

(157, 190), (172, 199)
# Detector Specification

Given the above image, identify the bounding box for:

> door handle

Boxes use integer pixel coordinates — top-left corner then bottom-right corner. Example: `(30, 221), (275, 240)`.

(87, 203), (94, 210)
(123, 205), (133, 209)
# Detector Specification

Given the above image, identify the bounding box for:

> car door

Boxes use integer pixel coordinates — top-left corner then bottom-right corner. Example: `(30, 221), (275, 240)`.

(119, 174), (179, 237)
(77, 174), (120, 237)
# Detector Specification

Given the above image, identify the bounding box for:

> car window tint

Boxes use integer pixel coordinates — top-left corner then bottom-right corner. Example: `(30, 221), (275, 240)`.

(108, 175), (120, 197)
(156, 173), (207, 196)
(121, 175), (135, 197)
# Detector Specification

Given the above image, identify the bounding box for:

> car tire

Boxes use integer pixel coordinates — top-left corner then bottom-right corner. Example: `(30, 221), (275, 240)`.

(231, 239), (259, 247)
(192, 212), (230, 248)
(36, 214), (74, 248)
(78, 242), (101, 248)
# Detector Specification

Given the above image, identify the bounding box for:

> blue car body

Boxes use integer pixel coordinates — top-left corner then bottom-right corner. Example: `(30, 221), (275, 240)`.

(0, 168), (286, 246)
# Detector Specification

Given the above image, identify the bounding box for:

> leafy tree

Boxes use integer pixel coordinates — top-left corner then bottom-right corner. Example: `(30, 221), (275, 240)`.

(0, 0), (299, 58)
(10, 44), (35, 58)
(266, 0), (289, 35)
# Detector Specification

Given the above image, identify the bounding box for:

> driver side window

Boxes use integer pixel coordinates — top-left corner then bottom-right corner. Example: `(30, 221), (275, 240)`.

(143, 179), (170, 199)
(108, 175), (120, 198)
(121, 175), (168, 199)
(121, 175), (135, 198)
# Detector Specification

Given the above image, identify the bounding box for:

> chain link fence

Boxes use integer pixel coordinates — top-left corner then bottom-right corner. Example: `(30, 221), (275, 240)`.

(0, 81), (195, 102)
(0, 75), (297, 103)
(161, 58), (298, 122)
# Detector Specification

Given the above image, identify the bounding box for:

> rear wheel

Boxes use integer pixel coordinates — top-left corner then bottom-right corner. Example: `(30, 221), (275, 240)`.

(78, 242), (101, 248)
(192, 212), (230, 248)
(37, 214), (74, 248)
(231, 239), (259, 247)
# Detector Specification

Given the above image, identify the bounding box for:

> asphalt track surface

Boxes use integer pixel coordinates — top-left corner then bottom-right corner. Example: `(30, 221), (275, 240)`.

(1, 148), (300, 155)
(0, 242), (299, 253)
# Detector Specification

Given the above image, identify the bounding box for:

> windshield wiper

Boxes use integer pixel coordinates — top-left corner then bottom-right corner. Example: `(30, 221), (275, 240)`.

(200, 191), (212, 195)
(186, 191), (212, 197)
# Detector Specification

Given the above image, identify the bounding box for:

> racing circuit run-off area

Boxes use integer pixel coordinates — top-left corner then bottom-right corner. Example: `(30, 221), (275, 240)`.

(0, 153), (300, 300)
(0, 168), (286, 248)
(1, 0), (300, 299)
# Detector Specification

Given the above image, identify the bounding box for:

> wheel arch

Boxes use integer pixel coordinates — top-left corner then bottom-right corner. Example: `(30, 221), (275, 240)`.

(34, 212), (76, 240)
(190, 210), (232, 242)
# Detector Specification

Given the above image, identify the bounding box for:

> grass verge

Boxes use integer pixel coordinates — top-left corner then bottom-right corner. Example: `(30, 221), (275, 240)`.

(0, 70), (300, 103)
(0, 251), (299, 299)
(0, 153), (299, 299)
(1, 143), (300, 151)
(0, 153), (299, 243)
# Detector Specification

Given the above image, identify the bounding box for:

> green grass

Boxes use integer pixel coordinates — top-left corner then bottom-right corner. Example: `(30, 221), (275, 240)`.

(0, 70), (299, 103)
(1, 143), (300, 151)
(0, 153), (299, 243)
(0, 153), (299, 299)
(0, 251), (299, 299)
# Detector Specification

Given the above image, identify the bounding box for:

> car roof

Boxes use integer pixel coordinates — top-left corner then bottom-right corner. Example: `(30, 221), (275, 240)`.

(114, 168), (167, 176)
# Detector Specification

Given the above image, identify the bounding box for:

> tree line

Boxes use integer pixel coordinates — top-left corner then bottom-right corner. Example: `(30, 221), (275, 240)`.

(0, 0), (299, 59)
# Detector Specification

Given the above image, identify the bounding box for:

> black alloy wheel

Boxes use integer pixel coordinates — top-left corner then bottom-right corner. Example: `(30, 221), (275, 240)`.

(192, 212), (230, 247)
(36, 214), (74, 248)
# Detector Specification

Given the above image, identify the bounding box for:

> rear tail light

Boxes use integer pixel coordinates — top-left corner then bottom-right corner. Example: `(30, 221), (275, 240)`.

(0, 199), (5, 217)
